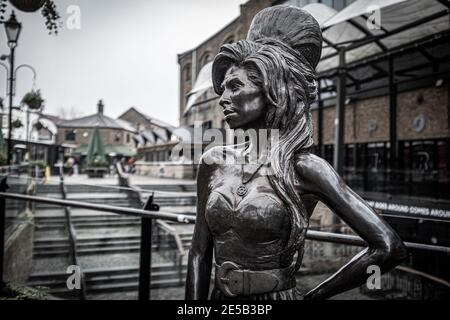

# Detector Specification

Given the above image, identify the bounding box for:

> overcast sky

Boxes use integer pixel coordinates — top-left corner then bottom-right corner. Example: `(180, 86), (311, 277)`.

(0, 0), (247, 126)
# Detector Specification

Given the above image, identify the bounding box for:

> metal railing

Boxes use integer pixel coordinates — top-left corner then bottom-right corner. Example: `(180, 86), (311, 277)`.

(1, 174), (450, 299)
(155, 219), (187, 285)
(57, 166), (87, 299)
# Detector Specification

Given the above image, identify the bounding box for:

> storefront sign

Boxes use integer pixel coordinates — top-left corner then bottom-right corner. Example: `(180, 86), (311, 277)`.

(366, 200), (450, 221)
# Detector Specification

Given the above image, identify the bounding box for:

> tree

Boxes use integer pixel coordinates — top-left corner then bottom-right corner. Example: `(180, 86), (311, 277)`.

(56, 105), (83, 120)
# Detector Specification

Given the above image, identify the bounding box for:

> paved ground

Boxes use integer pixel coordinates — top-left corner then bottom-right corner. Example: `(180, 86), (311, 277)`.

(44, 174), (196, 186)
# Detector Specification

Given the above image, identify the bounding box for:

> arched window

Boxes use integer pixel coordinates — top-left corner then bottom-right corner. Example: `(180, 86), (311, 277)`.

(200, 52), (212, 68)
(184, 63), (191, 82)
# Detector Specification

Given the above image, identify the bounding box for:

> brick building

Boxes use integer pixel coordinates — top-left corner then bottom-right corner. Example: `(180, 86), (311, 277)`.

(57, 100), (137, 160)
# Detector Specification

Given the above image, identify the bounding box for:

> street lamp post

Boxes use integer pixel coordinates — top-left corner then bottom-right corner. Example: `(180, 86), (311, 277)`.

(4, 11), (22, 165)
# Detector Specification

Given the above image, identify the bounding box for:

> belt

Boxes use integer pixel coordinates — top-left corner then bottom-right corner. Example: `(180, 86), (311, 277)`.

(215, 261), (296, 297)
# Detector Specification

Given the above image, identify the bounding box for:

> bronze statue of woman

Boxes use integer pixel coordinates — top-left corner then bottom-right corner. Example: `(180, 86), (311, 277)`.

(185, 5), (407, 300)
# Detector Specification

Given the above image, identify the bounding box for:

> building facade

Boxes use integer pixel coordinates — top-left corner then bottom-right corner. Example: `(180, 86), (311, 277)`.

(57, 100), (137, 160)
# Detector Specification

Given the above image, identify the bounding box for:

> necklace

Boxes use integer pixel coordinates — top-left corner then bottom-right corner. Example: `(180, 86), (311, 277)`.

(235, 161), (266, 197)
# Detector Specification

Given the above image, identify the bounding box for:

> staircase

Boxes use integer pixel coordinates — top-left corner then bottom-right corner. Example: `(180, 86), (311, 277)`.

(27, 180), (195, 299)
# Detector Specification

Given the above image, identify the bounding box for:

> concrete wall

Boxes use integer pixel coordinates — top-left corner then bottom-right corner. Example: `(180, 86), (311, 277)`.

(4, 211), (34, 285)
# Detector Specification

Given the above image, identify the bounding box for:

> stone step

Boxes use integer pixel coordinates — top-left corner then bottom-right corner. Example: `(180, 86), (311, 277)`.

(34, 242), (192, 258)
(28, 264), (187, 296)
(34, 220), (141, 231)
(35, 216), (140, 223)
(45, 278), (186, 298)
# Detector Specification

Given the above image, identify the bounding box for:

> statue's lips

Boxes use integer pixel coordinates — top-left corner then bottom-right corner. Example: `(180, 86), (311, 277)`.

(223, 109), (237, 119)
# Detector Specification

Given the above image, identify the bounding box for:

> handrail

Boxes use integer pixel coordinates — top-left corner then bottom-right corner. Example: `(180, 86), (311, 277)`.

(155, 219), (186, 286)
(116, 162), (145, 207)
(58, 169), (86, 299)
(0, 192), (194, 222)
(396, 266), (450, 289)
(156, 219), (186, 256)
(0, 191), (449, 254)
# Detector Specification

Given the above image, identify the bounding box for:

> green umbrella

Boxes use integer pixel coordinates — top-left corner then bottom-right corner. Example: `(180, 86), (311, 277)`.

(86, 127), (106, 164)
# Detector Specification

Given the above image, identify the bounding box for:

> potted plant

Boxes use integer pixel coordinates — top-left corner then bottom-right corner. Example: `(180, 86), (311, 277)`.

(8, 0), (46, 12)
(0, 0), (60, 35)
(30, 159), (46, 177)
(22, 89), (44, 110)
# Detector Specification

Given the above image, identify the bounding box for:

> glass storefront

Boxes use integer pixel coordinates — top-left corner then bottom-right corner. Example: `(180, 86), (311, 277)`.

(314, 138), (450, 201)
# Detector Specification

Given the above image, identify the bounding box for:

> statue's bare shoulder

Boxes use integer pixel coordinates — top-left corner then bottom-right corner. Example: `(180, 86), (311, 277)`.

(294, 152), (345, 197)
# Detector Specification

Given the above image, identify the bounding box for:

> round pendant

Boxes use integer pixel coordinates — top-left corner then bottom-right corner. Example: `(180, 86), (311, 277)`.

(236, 184), (248, 197)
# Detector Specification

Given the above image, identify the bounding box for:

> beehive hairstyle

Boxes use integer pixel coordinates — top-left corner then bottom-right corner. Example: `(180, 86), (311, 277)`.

(212, 5), (322, 268)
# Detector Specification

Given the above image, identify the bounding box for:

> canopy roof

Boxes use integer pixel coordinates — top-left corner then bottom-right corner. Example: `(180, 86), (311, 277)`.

(37, 118), (57, 135)
(59, 112), (137, 133)
(306, 0), (450, 72)
(133, 126), (173, 148)
(183, 0), (450, 115)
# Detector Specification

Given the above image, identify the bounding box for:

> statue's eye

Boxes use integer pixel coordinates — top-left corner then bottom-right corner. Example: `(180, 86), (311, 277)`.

(231, 84), (240, 92)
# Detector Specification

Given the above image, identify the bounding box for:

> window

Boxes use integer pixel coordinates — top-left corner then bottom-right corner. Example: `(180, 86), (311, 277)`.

(65, 130), (76, 141)
(184, 64), (191, 82)
(283, 0), (318, 8)
(126, 133), (130, 143)
(321, 0), (334, 7)
(200, 52), (211, 67)
(202, 121), (212, 130)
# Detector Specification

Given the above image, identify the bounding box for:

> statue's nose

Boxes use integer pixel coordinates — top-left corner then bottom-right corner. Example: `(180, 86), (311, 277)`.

(219, 94), (231, 108)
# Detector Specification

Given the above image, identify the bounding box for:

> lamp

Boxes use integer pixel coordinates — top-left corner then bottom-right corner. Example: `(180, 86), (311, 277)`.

(4, 11), (22, 49)
(4, 11), (22, 165)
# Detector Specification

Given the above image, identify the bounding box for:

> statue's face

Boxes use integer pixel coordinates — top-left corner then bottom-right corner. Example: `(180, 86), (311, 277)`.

(219, 66), (266, 129)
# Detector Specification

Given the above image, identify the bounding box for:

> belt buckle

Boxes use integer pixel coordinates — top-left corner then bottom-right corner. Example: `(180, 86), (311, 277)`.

(216, 261), (240, 298)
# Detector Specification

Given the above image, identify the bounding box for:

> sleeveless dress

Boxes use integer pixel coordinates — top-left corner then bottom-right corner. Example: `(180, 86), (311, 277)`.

(205, 170), (303, 300)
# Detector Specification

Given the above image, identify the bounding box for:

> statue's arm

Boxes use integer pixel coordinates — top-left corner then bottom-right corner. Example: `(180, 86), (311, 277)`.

(185, 158), (214, 300)
(296, 154), (408, 300)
